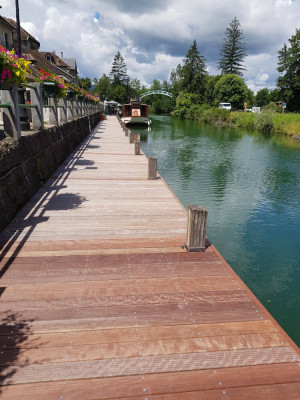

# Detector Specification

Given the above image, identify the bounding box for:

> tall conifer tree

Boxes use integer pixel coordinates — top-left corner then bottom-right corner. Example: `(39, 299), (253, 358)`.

(218, 17), (247, 76)
(109, 51), (129, 86)
(181, 40), (208, 100)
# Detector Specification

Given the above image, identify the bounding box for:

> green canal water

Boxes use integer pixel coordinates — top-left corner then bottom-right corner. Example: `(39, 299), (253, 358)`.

(131, 115), (300, 346)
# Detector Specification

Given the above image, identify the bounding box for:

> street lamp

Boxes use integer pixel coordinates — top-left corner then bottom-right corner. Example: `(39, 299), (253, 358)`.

(15, 0), (30, 131)
(15, 0), (22, 56)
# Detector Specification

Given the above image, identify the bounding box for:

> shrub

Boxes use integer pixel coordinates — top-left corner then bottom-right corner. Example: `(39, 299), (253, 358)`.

(262, 102), (279, 113)
(202, 107), (230, 125)
(231, 112), (255, 130)
(255, 109), (274, 135)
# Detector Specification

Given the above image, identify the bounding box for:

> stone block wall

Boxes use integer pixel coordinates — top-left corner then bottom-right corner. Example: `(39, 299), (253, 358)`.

(0, 112), (101, 232)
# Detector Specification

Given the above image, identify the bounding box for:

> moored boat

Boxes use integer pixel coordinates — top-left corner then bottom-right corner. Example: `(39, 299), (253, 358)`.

(121, 99), (151, 126)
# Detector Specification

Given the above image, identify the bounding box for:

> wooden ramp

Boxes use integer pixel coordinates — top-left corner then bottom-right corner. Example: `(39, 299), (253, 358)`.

(0, 116), (299, 399)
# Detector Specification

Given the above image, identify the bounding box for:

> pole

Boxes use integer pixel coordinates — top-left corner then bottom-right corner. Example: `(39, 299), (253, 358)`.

(15, 0), (30, 131)
(15, 0), (22, 56)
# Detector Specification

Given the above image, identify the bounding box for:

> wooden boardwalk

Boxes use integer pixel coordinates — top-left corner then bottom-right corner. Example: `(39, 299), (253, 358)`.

(0, 116), (299, 399)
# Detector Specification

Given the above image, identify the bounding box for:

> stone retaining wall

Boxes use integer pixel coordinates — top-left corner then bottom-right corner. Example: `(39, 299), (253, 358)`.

(0, 113), (101, 232)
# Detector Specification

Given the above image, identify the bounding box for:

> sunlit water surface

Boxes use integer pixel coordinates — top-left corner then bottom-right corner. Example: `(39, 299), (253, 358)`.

(131, 115), (300, 346)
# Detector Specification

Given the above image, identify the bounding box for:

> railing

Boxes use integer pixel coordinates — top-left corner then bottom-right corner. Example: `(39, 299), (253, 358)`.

(0, 83), (104, 140)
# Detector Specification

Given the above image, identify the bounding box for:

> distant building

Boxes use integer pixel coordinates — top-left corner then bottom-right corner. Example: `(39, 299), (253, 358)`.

(6, 17), (40, 51)
(0, 16), (15, 50)
(23, 49), (76, 82)
(60, 52), (78, 78)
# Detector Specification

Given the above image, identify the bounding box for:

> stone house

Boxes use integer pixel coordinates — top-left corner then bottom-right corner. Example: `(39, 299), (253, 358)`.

(0, 16), (15, 50)
(60, 52), (78, 78)
(6, 17), (40, 51)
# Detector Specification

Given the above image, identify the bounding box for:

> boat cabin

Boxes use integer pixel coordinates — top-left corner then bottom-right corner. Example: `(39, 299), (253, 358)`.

(122, 99), (148, 118)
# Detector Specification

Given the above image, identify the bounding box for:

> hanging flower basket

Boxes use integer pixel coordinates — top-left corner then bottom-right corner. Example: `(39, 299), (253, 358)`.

(66, 90), (75, 100)
(36, 70), (68, 98)
(42, 82), (58, 98)
(0, 45), (31, 87)
(0, 81), (15, 90)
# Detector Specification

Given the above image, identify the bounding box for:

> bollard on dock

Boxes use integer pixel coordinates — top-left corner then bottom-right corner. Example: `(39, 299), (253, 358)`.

(135, 140), (140, 155)
(148, 157), (157, 180)
(186, 205), (208, 252)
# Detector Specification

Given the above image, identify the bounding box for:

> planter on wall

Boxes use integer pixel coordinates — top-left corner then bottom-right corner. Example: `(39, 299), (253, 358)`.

(66, 91), (75, 100)
(0, 82), (16, 90)
(42, 83), (58, 98)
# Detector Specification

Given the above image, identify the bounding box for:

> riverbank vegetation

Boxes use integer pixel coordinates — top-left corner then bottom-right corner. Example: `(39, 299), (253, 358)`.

(81, 19), (299, 137)
(172, 96), (300, 138)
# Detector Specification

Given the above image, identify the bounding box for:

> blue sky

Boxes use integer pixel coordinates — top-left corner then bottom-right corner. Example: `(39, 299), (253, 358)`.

(1, 0), (299, 92)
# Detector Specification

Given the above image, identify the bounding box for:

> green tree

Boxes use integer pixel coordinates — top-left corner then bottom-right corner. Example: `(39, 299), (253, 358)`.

(129, 78), (141, 99)
(218, 17), (247, 76)
(246, 88), (255, 107)
(181, 40), (208, 100)
(255, 88), (271, 107)
(78, 77), (92, 91)
(205, 75), (222, 106)
(111, 84), (127, 103)
(277, 28), (300, 111)
(151, 80), (175, 114)
(109, 51), (130, 102)
(173, 92), (198, 118)
(151, 79), (162, 90)
(213, 74), (248, 109)
(109, 51), (129, 86)
(269, 88), (280, 103)
(95, 73), (111, 100)
(170, 64), (183, 96)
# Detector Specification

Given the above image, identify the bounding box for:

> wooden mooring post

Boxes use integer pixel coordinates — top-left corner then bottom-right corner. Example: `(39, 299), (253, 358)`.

(134, 133), (140, 154)
(148, 157), (157, 180)
(186, 205), (208, 252)
(129, 132), (134, 143)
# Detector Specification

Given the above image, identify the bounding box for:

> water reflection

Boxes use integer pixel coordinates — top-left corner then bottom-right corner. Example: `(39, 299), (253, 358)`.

(131, 115), (300, 346)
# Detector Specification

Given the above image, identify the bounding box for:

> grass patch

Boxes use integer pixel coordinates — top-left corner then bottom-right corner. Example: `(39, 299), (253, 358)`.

(229, 111), (300, 137)
(272, 113), (300, 137)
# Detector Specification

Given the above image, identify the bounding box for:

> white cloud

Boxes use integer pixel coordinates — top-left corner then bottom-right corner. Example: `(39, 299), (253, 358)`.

(244, 53), (278, 93)
(126, 53), (183, 86)
(0, 0), (299, 88)
(21, 21), (40, 41)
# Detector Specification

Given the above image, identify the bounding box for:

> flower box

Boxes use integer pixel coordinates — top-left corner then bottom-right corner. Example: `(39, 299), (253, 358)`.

(66, 90), (75, 100)
(43, 83), (58, 98)
(0, 82), (15, 90)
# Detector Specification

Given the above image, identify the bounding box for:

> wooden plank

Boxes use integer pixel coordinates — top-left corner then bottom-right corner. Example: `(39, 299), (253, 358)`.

(0, 291), (254, 312)
(107, 383), (300, 400)
(2, 364), (300, 400)
(0, 320), (278, 348)
(2, 347), (299, 385)
(0, 276), (240, 300)
(1, 333), (289, 366)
